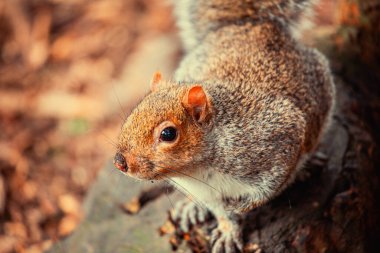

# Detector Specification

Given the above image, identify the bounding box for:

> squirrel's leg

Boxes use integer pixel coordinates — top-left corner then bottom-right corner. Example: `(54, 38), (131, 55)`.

(171, 198), (211, 232)
(211, 211), (244, 253)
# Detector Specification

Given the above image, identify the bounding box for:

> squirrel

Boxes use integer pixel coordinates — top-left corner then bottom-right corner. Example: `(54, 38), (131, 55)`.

(114, 0), (335, 252)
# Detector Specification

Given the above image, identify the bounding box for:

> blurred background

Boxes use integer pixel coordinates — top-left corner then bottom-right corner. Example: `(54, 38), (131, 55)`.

(0, 0), (378, 252)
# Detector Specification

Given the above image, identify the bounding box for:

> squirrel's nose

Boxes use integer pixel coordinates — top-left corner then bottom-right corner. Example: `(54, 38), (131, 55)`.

(113, 152), (128, 172)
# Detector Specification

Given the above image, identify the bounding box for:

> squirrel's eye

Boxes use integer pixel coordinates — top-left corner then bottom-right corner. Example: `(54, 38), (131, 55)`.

(160, 127), (177, 142)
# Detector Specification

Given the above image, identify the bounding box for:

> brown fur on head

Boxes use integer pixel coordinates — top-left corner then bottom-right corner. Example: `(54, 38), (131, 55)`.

(116, 74), (212, 180)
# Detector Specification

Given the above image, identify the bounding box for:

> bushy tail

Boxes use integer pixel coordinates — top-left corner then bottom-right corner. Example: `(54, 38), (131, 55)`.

(174, 0), (316, 50)
(244, 0), (315, 23)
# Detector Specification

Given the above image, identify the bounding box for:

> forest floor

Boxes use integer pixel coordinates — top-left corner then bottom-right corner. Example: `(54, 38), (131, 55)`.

(0, 1), (177, 252)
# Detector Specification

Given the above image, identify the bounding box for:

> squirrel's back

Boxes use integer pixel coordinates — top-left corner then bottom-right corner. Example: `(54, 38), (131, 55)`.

(174, 0), (335, 154)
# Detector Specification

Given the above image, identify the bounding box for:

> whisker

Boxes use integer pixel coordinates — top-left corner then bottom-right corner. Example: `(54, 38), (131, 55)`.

(162, 177), (194, 202)
(99, 132), (119, 149)
(154, 164), (221, 194)
(111, 84), (127, 121)
(103, 139), (118, 148)
(162, 176), (206, 210)
(162, 180), (175, 209)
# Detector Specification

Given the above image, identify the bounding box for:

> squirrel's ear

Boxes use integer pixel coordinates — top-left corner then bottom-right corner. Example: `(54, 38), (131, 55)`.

(182, 85), (211, 124)
(150, 71), (162, 92)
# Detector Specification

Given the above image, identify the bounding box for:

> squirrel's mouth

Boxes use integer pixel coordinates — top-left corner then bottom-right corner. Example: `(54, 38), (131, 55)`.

(132, 165), (181, 181)
(124, 170), (164, 181)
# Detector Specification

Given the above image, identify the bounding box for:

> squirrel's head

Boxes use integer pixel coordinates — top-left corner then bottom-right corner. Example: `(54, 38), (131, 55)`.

(114, 72), (213, 180)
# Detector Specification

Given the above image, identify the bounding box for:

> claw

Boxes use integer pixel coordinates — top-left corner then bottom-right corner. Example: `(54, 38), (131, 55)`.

(210, 222), (243, 253)
(170, 199), (210, 232)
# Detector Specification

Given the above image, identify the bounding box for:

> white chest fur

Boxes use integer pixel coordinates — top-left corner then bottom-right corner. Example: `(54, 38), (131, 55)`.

(171, 170), (263, 215)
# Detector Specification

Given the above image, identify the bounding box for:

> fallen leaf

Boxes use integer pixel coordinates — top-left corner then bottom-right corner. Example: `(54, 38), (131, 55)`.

(244, 243), (261, 253)
(0, 235), (19, 253)
(4, 222), (27, 239)
(58, 215), (80, 237)
(0, 176), (5, 214)
(121, 197), (141, 215)
(158, 220), (175, 236)
(58, 194), (81, 215)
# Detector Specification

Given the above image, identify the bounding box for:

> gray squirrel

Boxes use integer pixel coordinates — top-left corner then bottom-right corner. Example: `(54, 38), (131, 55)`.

(114, 0), (335, 252)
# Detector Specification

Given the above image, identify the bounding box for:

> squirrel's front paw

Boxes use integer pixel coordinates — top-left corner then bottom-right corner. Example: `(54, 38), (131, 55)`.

(171, 199), (210, 232)
(210, 221), (243, 253)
